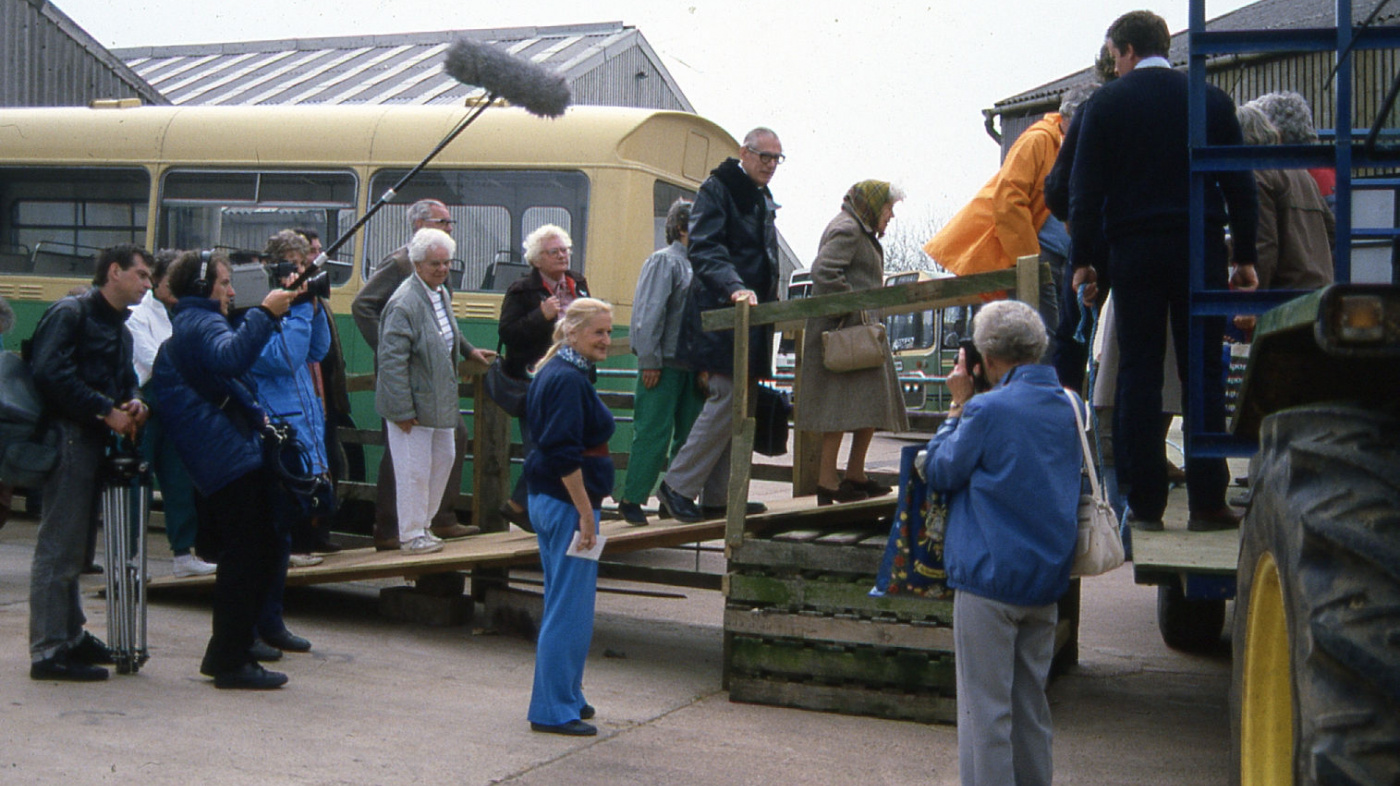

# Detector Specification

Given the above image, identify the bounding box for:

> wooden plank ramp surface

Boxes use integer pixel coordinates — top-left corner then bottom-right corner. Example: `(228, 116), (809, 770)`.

(147, 494), (897, 592)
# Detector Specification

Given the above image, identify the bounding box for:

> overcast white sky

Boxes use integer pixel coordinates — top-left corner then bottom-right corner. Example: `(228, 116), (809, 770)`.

(59, 0), (1256, 265)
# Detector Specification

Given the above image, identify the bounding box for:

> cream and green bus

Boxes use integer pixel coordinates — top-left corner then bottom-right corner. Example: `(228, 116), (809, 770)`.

(0, 103), (737, 372)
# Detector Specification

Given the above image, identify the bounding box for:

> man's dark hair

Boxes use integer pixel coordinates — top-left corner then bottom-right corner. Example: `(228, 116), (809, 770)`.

(152, 249), (179, 285)
(293, 227), (320, 243)
(664, 199), (693, 245)
(1107, 10), (1170, 60)
(92, 244), (153, 286)
(166, 250), (228, 299)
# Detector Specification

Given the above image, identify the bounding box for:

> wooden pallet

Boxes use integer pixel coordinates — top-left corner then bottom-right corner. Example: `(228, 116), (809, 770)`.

(723, 521), (1079, 724)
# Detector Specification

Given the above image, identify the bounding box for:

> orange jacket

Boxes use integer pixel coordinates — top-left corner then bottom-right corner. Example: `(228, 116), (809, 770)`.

(925, 113), (1064, 275)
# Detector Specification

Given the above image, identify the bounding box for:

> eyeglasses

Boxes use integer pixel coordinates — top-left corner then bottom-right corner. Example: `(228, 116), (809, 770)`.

(542, 247), (571, 257)
(425, 217), (457, 227)
(744, 146), (786, 165)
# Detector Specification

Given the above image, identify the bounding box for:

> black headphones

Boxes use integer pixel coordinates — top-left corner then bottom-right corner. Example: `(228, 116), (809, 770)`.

(190, 250), (215, 298)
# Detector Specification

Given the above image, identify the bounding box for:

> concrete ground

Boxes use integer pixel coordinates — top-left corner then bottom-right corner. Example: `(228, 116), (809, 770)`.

(0, 433), (1237, 785)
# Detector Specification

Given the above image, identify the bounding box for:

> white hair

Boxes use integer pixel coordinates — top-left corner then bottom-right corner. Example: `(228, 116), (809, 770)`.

(408, 227), (456, 263)
(522, 224), (572, 266)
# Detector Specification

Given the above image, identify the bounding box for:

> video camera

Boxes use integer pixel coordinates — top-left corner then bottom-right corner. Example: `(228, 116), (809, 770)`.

(226, 250), (331, 312)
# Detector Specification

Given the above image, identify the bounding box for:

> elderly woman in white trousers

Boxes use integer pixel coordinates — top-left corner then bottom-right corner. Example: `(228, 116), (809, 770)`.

(375, 228), (490, 554)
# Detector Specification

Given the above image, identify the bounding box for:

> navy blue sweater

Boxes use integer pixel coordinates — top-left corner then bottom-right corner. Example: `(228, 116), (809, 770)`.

(523, 355), (615, 508)
(1068, 65), (1258, 267)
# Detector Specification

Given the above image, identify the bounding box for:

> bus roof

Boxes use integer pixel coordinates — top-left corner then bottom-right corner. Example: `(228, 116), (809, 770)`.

(0, 104), (736, 179)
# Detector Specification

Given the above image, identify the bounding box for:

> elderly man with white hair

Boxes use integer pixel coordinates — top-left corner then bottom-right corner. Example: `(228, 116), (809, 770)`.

(375, 228), (493, 555)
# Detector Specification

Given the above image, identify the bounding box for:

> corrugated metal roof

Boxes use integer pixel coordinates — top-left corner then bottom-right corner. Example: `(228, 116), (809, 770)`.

(990, 0), (1400, 116)
(113, 22), (693, 112)
(1, 0), (167, 107)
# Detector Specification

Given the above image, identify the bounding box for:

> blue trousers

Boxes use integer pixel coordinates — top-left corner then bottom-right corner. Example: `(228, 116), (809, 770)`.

(527, 492), (599, 726)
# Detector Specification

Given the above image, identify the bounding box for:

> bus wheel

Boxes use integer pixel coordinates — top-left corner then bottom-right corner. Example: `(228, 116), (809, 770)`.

(1156, 579), (1225, 653)
(1231, 405), (1400, 785)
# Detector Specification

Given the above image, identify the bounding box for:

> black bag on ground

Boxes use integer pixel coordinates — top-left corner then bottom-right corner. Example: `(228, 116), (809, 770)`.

(0, 350), (59, 487)
(483, 358), (529, 418)
(753, 384), (791, 457)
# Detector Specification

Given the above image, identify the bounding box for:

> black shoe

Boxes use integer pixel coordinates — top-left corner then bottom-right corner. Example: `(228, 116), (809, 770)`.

(580, 703), (596, 720)
(817, 480), (869, 506)
(82, 563), (104, 575)
(499, 503), (534, 533)
(700, 501), (768, 518)
(212, 662), (288, 690)
(31, 652), (108, 682)
(656, 482), (703, 523)
(530, 720), (597, 736)
(262, 629), (311, 652)
(845, 477), (892, 498)
(69, 631), (116, 665)
(249, 640), (283, 662)
(617, 502), (647, 526)
(1125, 510), (1165, 532)
(1187, 506), (1242, 533)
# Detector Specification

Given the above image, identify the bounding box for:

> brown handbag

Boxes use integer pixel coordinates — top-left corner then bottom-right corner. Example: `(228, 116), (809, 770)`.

(821, 313), (887, 373)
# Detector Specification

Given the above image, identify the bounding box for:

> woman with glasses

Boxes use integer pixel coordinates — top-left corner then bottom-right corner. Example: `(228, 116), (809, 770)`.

(496, 224), (591, 530)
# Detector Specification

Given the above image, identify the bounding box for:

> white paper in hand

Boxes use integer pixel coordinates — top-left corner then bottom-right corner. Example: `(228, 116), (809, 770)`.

(568, 531), (606, 561)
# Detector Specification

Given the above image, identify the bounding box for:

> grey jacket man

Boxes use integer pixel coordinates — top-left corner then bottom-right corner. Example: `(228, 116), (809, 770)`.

(374, 274), (463, 429)
(629, 240), (693, 370)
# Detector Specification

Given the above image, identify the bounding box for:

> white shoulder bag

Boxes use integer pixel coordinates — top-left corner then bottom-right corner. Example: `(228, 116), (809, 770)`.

(1062, 388), (1126, 577)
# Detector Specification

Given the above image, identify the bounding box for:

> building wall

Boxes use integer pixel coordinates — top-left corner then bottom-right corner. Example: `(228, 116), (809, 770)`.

(568, 46), (688, 111)
(1, 0), (164, 107)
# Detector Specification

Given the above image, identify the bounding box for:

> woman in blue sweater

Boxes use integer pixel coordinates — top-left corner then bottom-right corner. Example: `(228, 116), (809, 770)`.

(523, 298), (615, 736)
(923, 299), (1080, 786)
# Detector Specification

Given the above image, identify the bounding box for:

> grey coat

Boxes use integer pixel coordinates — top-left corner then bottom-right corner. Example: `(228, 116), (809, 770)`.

(375, 274), (462, 429)
(795, 207), (909, 434)
(629, 241), (693, 369)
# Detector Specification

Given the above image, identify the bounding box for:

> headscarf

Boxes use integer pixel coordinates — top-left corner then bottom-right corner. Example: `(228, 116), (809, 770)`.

(843, 180), (895, 238)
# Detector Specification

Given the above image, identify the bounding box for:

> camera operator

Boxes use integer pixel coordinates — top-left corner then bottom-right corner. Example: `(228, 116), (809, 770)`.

(247, 229), (331, 656)
(148, 250), (297, 690)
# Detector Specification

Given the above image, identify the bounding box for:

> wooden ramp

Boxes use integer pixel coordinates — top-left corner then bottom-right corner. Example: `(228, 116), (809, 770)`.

(1131, 485), (1242, 587)
(147, 495), (898, 592)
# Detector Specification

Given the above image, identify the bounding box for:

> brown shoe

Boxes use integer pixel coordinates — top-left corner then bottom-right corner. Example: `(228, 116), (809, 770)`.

(1165, 463), (1187, 485)
(430, 523), (480, 541)
(1187, 506), (1242, 532)
(374, 538), (400, 552)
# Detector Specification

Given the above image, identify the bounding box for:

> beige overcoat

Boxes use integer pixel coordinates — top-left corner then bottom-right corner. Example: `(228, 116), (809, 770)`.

(795, 207), (909, 433)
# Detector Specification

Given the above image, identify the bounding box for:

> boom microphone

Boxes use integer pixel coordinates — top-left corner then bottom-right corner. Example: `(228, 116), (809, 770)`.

(288, 39), (571, 290)
(442, 38), (571, 119)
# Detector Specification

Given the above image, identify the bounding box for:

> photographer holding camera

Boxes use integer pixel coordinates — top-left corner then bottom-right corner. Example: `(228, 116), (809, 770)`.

(149, 249), (298, 690)
(246, 229), (333, 656)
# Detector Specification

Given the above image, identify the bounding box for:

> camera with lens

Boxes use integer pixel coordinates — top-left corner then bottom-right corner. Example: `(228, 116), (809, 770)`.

(958, 337), (993, 393)
(227, 251), (331, 311)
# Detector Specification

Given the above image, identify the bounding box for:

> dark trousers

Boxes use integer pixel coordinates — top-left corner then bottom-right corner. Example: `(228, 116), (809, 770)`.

(1052, 254), (1090, 392)
(200, 467), (279, 675)
(257, 489), (296, 639)
(1109, 229), (1229, 521)
(373, 416), (468, 542)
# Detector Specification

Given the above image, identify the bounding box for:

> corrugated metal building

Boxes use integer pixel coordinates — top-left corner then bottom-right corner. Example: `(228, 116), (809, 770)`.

(0, 0), (166, 107)
(113, 23), (694, 111)
(985, 0), (1400, 156)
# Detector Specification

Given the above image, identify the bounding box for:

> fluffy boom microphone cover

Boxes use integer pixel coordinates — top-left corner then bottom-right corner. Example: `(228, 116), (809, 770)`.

(443, 38), (571, 118)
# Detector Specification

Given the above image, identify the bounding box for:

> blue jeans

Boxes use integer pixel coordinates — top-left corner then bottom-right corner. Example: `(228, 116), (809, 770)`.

(526, 492), (599, 726)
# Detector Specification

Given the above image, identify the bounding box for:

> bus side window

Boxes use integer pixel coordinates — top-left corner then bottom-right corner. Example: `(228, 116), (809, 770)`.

(364, 169), (589, 292)
(0, 167), (150, 276)
(160, 170), (357, 285)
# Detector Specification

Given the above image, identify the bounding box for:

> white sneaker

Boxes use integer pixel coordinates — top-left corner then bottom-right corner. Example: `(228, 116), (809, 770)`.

(400, 536), (444, 555)
(172, 553), (217, 577)
(288, 553), (324, 568)
(425, 531), (444, 545)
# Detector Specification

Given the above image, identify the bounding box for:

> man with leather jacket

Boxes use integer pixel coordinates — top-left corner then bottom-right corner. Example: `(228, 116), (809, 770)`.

(28, 244), (151, 682)
(656, 128), (782, 523)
